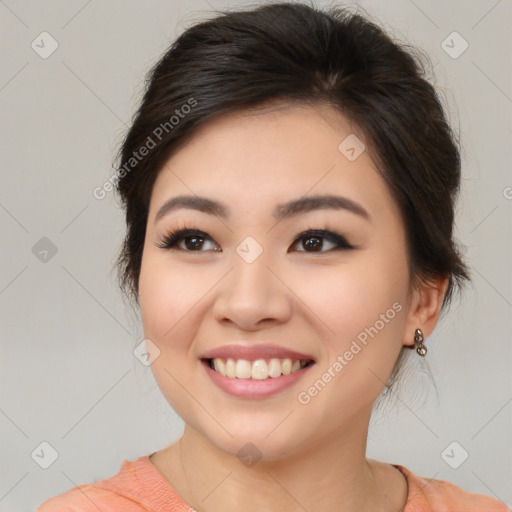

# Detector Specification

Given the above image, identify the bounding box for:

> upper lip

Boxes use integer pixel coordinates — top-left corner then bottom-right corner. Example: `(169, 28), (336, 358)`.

(200, 344), (316, 362)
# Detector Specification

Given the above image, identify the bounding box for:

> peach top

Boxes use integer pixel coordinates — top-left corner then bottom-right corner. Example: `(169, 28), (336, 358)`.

(36, 455), (509, 512)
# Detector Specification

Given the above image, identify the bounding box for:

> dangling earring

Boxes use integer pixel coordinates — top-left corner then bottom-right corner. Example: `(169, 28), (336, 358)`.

(414, 328), (427, 356)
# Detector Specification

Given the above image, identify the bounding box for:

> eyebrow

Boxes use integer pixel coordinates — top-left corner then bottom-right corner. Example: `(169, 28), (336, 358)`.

(154, 194), (371, 224)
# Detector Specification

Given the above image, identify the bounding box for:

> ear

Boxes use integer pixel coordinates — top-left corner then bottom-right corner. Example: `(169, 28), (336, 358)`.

(402, 274), (450, 348)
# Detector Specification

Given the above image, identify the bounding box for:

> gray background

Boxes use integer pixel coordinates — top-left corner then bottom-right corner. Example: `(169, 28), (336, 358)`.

(0, 0), (511, 510)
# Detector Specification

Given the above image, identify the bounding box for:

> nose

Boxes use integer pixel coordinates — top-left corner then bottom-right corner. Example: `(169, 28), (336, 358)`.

(212, 250), (293, 331)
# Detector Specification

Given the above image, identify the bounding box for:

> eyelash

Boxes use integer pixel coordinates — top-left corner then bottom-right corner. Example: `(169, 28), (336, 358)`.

(155, 223), (356, 253)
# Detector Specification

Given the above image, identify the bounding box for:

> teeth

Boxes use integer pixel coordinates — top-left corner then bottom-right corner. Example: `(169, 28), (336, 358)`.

(236, 359), (252, 379)
(268, 358), (282, 378)
(210, 357), (311, 379)
(213, 358), (225, 375)
(252, 359), (267, 380)
(225, 358), (236, 378)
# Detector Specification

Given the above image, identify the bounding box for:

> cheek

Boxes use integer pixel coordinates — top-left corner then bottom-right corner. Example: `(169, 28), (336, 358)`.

(138, 254), (209, 421)
(307, 253), (409, 339)
(305, 248), (410, 402)
(293, 258), (409, 416)
(139, 254), (207, 341)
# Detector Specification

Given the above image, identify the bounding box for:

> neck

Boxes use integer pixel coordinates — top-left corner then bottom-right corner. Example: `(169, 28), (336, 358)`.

(153, 407), (403, 512)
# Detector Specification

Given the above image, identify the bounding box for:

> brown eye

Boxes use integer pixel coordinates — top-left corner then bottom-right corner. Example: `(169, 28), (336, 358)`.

(290, 230), (354, 253)
(155, 229), (221, 251)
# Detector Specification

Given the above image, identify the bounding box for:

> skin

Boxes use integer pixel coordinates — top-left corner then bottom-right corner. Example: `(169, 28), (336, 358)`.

(138, 101), (448, 512)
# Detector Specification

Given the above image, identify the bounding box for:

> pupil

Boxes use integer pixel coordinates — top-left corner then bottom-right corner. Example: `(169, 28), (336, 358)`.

(305, 236), (321, 251)
(186, 237), (203, 250)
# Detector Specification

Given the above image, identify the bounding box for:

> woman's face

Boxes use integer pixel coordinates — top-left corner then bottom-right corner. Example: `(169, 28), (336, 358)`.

(139, 102), (416, 460)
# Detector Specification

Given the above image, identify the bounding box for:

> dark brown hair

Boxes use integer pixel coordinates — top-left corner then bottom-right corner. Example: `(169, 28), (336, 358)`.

(113, 1), (470, 400)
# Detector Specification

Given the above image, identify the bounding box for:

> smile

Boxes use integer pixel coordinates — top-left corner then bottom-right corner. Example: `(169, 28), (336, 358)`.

(201, 357), (316, 399)
(205, 357), (314, 380)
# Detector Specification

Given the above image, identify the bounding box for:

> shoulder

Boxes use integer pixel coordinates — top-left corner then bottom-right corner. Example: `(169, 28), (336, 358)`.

(36, 483), (144, 512)
(36, 455), (192, 512)
(394, 464), (510, 512)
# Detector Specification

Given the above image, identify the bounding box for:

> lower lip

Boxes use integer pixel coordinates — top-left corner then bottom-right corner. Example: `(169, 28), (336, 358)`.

(202, 360), (315, 399)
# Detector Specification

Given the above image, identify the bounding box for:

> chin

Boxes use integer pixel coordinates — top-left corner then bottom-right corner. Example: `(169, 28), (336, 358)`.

(198, 422), (309, 464)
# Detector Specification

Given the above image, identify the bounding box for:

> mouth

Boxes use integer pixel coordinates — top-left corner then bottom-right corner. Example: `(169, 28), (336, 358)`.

(201, 357), (316, 380)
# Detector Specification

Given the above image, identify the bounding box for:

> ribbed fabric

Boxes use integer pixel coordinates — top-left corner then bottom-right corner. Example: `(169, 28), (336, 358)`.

(36, 456), (190, 512)
(391, 464), (509, 512)
(36, 455), (509, 511)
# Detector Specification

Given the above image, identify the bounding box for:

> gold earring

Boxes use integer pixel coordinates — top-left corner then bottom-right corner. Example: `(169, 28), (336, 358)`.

(414, 328), (427, 356)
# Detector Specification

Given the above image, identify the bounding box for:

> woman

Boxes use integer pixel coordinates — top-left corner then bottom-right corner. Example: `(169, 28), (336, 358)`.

(37, 2), (508, 511)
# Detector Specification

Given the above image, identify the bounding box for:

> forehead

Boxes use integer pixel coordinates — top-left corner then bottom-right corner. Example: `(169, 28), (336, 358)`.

(149, 103), (398, 223)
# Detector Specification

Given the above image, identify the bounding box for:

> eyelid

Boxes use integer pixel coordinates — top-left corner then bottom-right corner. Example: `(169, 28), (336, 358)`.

(155, 224), (356, 252)
(154, 226), (220, 251)
(290, 228), (354, 251)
